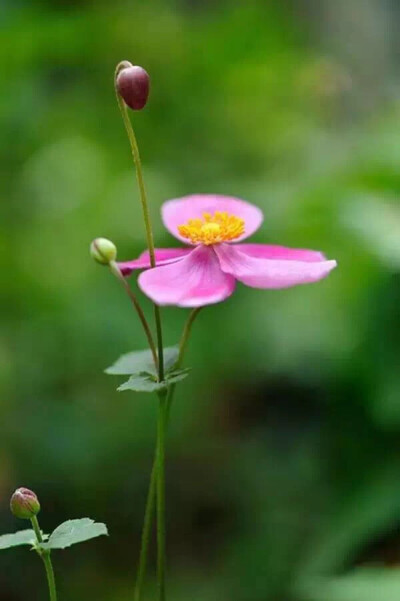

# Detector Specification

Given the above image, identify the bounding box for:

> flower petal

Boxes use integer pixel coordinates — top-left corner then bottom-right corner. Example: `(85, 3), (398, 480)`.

(138, 246), (236, 307)
(215, 243), (337, 289)
(162, 194), (264, 243)
(117, 248), (191, 276)
(238, 243), (326, 262)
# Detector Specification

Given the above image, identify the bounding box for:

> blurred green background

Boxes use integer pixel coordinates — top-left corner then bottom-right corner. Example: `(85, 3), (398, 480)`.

(1, 0), (400, 599)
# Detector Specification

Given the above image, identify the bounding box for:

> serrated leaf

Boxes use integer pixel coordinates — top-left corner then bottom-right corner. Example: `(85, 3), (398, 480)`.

(118, 367), (190, 393)
(105, 347), (179, 377)
(117, 373), (167, 393)
(0, 530), (48, 550)
(41, 519), (108, 550)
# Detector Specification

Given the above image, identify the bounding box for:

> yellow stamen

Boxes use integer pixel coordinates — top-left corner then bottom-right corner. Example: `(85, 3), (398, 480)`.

(178, 211), (245, 245)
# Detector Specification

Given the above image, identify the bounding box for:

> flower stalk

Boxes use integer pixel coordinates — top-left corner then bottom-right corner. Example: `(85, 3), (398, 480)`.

(31, 515), (57, 601)
(114, 62), (165, 381)
(133, 308), (202, 601)
(156, 390), (168, 601)
(115, 61), (169, 601)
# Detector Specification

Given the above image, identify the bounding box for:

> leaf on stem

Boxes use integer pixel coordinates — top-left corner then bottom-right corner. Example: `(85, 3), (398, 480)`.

(41, 518), (108, 550)
(105, 345), (190, 393)
(117, 367), (190, 393)
(105, 346), (179, 377)
(0, 530), (48, 550)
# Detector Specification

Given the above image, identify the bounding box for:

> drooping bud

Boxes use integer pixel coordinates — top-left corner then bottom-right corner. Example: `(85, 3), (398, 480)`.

(116, 62), (150, 110)
(90, 238), (117, 265)
(10, 488), (41, 520)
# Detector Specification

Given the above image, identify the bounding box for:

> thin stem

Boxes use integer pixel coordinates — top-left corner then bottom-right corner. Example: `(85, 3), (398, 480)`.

(114, 69), (164, 380)
(133, 453), (157, 601)
(114, 66), (156, 267)
(176, 308), (201, 379)
(166, 307), (202, 418)
(31, 514), (43, 543)
(156, 391), (168, 601)
(109, 261), (158, 369)
(42, 553), (58, 601)
(133, 308), (202, 600)
(31, 516), (57, 601)
(154, 310), (165, 382)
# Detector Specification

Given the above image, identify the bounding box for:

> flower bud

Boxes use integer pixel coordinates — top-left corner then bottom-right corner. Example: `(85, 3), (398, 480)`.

(116, 62), (150, 110)
(90, 238), (117, 265)
(10, 488), (40, 520)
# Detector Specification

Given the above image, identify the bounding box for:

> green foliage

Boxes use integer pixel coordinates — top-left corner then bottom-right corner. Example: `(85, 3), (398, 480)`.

(41, 519), (108, 550)
(0, 530), (47, 550)
(106, 346), (189, 392)
(117, 368), (190, 393)
(0, 520), (107, 553)
(105, 347), (179, 377)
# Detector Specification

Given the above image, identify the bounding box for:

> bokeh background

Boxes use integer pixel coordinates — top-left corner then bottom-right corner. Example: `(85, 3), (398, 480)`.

(1, 0), (400, 599)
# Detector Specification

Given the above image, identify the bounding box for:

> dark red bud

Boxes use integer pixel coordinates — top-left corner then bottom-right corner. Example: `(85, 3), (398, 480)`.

(116, 63), (150, 110)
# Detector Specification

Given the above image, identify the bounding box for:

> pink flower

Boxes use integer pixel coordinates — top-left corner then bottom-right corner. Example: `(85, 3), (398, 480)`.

(118, 195), (337, 307)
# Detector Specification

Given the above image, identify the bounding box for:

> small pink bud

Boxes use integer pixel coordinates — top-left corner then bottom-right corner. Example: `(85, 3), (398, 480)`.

(10, 488), (41, 520)
(116, 62), (150, 110)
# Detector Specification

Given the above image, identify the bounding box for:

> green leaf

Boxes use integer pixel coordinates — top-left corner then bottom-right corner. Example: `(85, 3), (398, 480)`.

(165, 368), (191, 385)
(118, 367), (190, 393)
(42, 518), (108, 550)
(117, 373), (166, 392)
(0, 529), (48, 550)
(105, 346), (179, 377)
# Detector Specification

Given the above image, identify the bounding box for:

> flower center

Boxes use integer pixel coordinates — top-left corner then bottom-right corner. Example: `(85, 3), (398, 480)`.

(178, 212), (245, 245)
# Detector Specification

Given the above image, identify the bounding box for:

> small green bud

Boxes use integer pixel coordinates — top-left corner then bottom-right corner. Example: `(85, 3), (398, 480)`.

(10, 488), (41, 520)
(90, 238), (117, 265)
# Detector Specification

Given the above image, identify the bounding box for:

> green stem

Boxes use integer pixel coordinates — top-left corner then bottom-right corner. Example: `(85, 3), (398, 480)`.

(109, 260), (158, 370)
(115, 64), (156, 267)
(31, 514), (43, 544)
(42, 553), (58, 601)
(114, 65), (164, 381)
(133, 308), (202, 600)
(154, 309), (165, 382)
(31, 516), (57, 601)
(156, 391), (168, 601)
(133, 454), (157, 601)
(166, 307), (201, 418)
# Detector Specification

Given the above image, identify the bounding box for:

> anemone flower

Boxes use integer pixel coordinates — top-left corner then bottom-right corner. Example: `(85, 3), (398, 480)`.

(118, 195), (337, 307)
